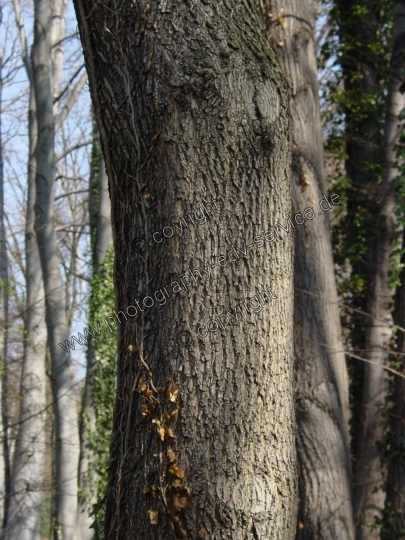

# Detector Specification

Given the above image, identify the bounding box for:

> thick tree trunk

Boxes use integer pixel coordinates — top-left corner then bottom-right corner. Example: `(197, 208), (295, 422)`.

(263, 2), (354, 539)
(5, 86), (48, 540)
(77, 143), (112, 540)
(380, 2), (405, 538)
(74, 0), (297, 538)
(32, 0), (79, 538)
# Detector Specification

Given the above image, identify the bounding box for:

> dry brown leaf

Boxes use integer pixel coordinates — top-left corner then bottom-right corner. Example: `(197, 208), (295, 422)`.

(171, 409), (179, 422)
(167, 448), (177, 463)
(142, 403), (156, 416)
(198, 532), (205, 538)
(167, 387), (179, 402)
(148, 509), (159, 525)
(168, 464), (185, 479)
(172, 495), (189, 512)
(157, 425), (165, 441)
(164, 426), (175, 441)
(143, 485), (157, 498)
(170, 479), (183, 488)
(182, 485), (191, 496)
(140, 383), (147, 393)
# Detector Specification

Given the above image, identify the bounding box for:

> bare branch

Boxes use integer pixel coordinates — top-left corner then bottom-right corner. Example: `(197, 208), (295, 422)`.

(55, 71), (88, 131)
(12, 0), (31, 81)
(54, 189), (89, 201)
(55, 140), (92, 162)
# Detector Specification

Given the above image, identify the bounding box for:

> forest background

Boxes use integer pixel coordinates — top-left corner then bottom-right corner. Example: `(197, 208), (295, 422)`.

(0, 0), (404, 539)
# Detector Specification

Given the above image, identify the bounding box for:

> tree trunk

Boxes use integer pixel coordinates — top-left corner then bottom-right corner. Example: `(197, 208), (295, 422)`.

(5, 5), (48, 537)
(5, 87), (48, 540)
(74, 0), (297, 538)
(382, 233), (405, 538)
(50, 0), (67, 103)
(78, 132), (112, 540)
(263, 2), (354, 539)
(0, 12), (11, 531)
(350, 0), (405, 536)
(335, 1), (389, 537)
(380, 2), (405, 538)
(32, 0), (80, 538)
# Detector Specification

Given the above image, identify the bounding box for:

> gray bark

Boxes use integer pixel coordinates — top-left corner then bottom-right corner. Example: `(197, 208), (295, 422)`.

(77, 146), (112, 540)
(74, 0), (297, 538)
(334, 2), (387, 536)
(32, 0), (80, 538)
(0, 9), (11, 532)
(263, 2), (354, 539)
(50, 0), (67, 104)
(5, 76), (48, 540)
(92, 157), (112, 272)
(352, 1), (405, 537)
(5, 5), (47, 538)
(379, 2), (405, 538)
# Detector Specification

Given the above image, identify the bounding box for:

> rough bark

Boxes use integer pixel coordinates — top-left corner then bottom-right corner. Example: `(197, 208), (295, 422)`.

(263, 2), (354, 539)
(32, 0), (80, 538)
(381, 2), (405, 538)
(77, 142), (112, 540)
(74, 0), (297, 538)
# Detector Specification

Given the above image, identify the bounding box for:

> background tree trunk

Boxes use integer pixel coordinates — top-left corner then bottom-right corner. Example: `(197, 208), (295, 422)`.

(77, 132), (112, 540)
(74, 0), (297, 538)
(5, 88), (48, 540)
(32, 0), (80, 538)
(5, 4), (48, 537)
(0, 8), (11, 531)
(381, 1), (405, 537)
(263, 2), (354, 539)
(344, 0), (405, 535)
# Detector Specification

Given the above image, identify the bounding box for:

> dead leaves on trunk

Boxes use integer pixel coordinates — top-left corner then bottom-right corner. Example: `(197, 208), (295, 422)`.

(136, 363), (192, 538)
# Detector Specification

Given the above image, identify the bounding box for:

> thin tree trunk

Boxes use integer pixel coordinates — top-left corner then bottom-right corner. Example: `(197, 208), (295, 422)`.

(74, 0), (297, 538)
(352, 1), (405, 536)
(32, 0), (79, 538)
(0, 10), (11, 532)
(5, 90), (48, 540)
(383, 235), (405, 540)
(380, 2), (405, 538)
(263, 2), (354, 538)
(77, 134), (112, 540)
(335, 1), (389, 537)
(5, 4), (48, 537)
(50, 0), (67, 104)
